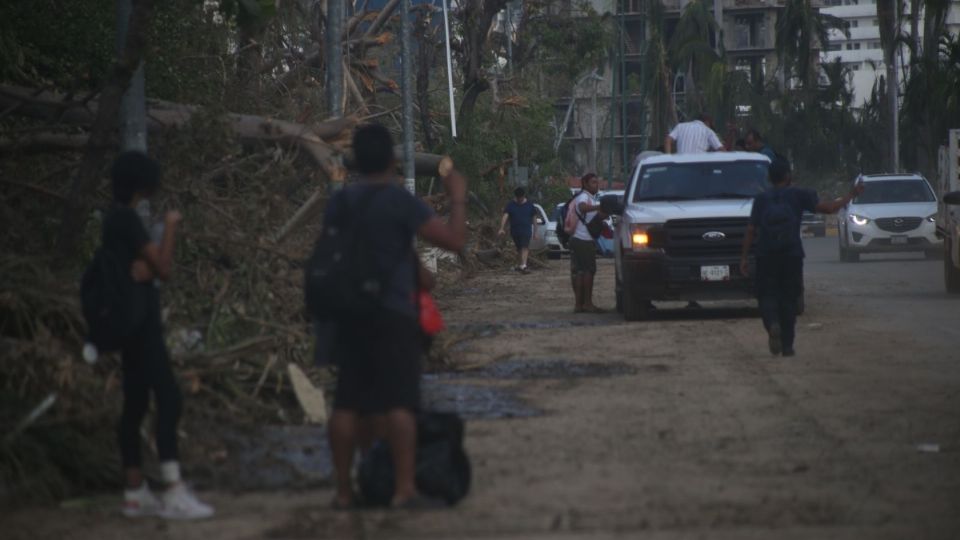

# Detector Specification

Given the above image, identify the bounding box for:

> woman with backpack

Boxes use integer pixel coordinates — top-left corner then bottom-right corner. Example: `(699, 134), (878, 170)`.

(88, 151), (214, 519)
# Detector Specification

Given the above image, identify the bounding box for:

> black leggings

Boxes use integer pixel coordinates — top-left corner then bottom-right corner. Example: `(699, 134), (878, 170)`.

(118, 290), (182, 469)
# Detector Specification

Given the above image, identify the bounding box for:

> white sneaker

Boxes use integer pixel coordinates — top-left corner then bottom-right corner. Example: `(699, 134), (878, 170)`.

(122, 484), (162, 518)
(159, 483), (215, 520)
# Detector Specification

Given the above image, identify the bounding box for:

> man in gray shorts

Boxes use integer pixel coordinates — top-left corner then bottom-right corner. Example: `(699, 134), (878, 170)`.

(565, 173), (604, 313)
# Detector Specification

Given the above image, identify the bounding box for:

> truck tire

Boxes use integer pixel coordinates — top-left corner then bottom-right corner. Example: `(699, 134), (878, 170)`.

(946, 243), (960, 294)
(622, 290), (651, 321)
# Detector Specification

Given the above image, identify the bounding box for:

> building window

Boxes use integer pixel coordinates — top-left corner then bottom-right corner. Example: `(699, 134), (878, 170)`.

(872, 18), (879, 26)
(849, 20), (859, 28)
(827, 43), (842, 51)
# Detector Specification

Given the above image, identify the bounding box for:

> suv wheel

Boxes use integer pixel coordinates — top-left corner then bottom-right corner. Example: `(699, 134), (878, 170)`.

(946, 242), (960, 294)
(622, 290), (652, 321)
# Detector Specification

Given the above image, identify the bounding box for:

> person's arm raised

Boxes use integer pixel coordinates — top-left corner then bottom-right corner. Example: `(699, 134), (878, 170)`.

(815, 182), (865, 214)
(139, 210), (182, 282)
(419, 171), (468, 252)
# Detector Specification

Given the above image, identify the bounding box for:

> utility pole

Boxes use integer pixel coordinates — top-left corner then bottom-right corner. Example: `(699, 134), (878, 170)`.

(400, 0), (415, 194)
(116, 0), (146, 152)
(326, 0), (344, 117)
(442, 0), (457, 138)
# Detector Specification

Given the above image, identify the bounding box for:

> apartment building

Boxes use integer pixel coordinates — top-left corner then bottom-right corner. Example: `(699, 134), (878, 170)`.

(821, 0), (960, 107)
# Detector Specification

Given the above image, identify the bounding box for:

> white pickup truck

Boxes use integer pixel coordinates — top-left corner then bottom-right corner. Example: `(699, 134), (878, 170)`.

(601, 152), (771, 320)
(936, 129), (960, 293)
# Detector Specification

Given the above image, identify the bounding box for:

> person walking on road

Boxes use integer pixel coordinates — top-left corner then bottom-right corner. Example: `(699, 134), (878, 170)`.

(498, 187), (537, 274)
(745, 129), (777, 161)
(740, 156), (863, 357)
(664, 113), (725, 154)
(565, 173), (605, 313)
(324, 124), (467, 509)
(103, 152), (214, 520)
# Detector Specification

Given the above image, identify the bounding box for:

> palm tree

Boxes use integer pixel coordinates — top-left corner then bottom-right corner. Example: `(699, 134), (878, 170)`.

(775, 0), (847, 89)
(643, 0), (677, 144)
(668, 0), (720, 115)
(876, 0), (900, 170)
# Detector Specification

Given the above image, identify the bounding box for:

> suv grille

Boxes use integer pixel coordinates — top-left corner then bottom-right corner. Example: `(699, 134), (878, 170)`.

(654, 218), (750, 258)
(875, 217), (922, 233)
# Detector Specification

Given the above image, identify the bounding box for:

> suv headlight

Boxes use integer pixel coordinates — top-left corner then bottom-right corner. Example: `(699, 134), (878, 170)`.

(849, 214), (870, 226)
(927, 213), (937, 223)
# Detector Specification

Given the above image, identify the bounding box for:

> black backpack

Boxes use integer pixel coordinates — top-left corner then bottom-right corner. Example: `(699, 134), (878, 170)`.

(554, 190), (583, 248)
(304, 187), (401, 321)
(80, 248), (146, 352)
(358, 411), (471, 506)
(760, 190), (800, 253)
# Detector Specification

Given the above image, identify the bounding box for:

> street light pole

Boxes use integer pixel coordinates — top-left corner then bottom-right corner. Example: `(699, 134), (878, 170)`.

(400, 0), (416, 194)
(116, 0), (146, 152)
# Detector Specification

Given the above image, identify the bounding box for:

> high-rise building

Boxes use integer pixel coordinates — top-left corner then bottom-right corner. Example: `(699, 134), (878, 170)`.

(821, 0), (960, 107)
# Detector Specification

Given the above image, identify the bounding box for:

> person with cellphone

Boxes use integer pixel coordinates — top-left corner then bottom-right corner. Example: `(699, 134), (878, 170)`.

(740, 157), (864, 356)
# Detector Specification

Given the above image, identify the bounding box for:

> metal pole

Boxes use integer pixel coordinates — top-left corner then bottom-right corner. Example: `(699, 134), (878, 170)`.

(117, 0), (146, 152)
(442, 0), (457, 138)
(591, 77), (598, 173)
(400, 0), (415, 194)
(619, 4), (627, 177)
(326, 0), (344, 117)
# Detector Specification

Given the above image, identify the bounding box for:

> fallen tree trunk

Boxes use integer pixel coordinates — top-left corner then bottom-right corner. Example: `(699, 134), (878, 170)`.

(0, 84), (355, 170)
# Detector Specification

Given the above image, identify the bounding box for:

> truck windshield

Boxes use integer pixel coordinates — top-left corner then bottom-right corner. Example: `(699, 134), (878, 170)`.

(633, 161), (768, 202)
(854, 180), (935, 204)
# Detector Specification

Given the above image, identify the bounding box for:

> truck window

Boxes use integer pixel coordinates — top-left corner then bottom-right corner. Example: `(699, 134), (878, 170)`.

(632, 161), (768, 202)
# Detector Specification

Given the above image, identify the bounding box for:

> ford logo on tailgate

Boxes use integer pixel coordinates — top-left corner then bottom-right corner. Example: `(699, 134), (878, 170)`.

(702, 231), (726, 242)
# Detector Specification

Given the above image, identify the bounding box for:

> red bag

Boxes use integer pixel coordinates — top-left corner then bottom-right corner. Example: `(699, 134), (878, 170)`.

(419, 291), (445, 336)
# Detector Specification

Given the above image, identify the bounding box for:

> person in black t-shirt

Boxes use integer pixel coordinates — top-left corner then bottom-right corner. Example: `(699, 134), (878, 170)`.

(740, 157), (863, 357)
(102, 152), (213, 520)
(325, 124), (468, 509)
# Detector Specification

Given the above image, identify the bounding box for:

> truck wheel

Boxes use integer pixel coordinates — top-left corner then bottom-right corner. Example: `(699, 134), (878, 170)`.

(945, 243), (960, 294)
(622, 290), (651, 321)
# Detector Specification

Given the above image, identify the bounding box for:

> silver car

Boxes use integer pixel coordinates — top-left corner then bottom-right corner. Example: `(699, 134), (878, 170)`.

(837, 173), (942, 262)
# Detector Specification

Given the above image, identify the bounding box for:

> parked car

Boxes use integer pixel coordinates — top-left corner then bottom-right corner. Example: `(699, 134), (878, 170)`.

(837, 173), (942, 262)
(603, 152), (771, 320)
(801, 211), (826, 237)
(546, 203), (568, 259)
(530, 203), (549, 251)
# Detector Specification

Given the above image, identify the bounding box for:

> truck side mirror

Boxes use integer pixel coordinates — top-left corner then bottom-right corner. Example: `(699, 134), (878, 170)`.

(600, 194), (624, 216)
(943, 191), (960, 205)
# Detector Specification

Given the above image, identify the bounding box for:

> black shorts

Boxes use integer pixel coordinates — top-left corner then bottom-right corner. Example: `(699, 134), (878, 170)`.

(511, 232), (531, 250)
(333, 311), (422, 414)
(569, 237), (597, 274)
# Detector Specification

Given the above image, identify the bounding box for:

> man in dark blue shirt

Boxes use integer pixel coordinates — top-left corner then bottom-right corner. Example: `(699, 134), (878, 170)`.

(498, 187), (538, 273)
(740, 157), (863, 357)
(745, 129), (777, 161)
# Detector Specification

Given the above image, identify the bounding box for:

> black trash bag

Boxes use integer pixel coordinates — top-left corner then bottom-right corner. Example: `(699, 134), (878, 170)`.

(357, 411), (471, 507)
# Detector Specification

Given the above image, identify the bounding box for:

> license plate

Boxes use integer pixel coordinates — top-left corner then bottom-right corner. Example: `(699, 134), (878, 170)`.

(701, 265), (730, 281)
(891, 235), (908, 245)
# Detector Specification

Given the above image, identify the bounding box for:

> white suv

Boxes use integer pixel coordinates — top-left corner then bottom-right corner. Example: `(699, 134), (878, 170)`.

(837, 173), (941, 262)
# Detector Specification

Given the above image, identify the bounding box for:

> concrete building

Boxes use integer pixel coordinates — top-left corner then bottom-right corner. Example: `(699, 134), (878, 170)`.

(551, 0), (798, 180)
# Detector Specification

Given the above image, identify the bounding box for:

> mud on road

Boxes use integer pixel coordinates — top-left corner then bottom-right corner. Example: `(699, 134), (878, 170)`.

(7, 243), (960, 539)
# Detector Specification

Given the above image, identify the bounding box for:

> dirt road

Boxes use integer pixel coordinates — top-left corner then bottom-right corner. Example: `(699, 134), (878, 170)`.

(7, 238), (960, 539)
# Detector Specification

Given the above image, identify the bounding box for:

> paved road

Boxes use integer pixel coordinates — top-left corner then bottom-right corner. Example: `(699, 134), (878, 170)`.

(803, 236), (960, 350)
(9, 239), (960, 540)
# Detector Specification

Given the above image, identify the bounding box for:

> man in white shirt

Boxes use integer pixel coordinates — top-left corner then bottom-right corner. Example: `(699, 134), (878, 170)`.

(564, 173), (604, 313)
(665, 113), (725, 154)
